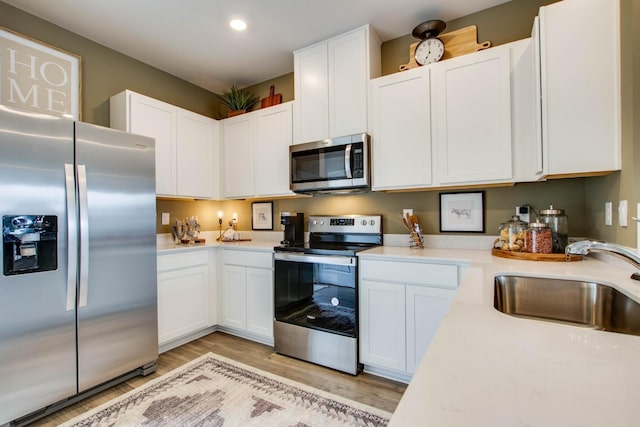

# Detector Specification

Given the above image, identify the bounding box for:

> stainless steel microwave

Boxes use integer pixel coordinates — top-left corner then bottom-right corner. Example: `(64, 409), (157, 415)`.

(289, 133), (370, 194)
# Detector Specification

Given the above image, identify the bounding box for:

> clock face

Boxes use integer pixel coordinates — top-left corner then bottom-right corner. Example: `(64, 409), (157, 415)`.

(414, 37), (445, 65)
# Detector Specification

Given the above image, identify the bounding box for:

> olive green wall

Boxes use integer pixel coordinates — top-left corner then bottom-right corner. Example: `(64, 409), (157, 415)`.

(0, 2), (221, 126)
(3, 0), (633, 244)
(583, 0), (638, 248)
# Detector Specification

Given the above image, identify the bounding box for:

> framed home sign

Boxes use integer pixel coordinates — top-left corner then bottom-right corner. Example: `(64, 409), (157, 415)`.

(0, 27), (81, 120)
(439, 191), (485, 233)
(252, 202), (274, 230)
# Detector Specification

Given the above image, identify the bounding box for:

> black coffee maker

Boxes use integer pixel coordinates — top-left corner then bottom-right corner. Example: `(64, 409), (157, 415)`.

(280, 212), (304, 247)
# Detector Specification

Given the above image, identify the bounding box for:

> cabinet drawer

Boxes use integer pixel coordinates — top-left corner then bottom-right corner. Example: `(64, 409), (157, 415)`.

(360, 259), (457, 289)
(222, 249), (273, 269)
(158, 250), (209, 272)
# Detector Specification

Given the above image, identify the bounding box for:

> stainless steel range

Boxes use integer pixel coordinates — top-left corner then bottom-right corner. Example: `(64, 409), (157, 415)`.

(273, 215), (382, 375)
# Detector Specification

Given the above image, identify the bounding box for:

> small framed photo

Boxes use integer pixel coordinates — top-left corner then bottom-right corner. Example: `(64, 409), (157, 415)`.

(252, 202), (273, 230)
(439, 191), (485, 233)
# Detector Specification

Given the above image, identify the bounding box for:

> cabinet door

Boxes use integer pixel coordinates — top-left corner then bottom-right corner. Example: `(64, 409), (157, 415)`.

(222, 114), (254, 198)
(432, 47), (512, 185)
(254, 103), (294, 197)
(293, 43), (329, 143)
(370, 67), (432, 190)
(405, 285), (456, 374)
(157, 265), (209, 346)
(510, 38), (544, 182)
(328, 27), (367, 137)
(246, 267), (274, 339)
(221, 265), (247, 330)
(359, 280), (406, 371)
(176, 109), (214, 198)
(129, 93), (177, 195)
(539, 0), (620, 175)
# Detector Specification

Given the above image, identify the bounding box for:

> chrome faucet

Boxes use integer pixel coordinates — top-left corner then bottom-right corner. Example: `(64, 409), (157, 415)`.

(566, 240), (640, 280)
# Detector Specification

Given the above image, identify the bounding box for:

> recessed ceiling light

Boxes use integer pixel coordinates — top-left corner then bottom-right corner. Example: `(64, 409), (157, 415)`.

(230, 19), (247, 31)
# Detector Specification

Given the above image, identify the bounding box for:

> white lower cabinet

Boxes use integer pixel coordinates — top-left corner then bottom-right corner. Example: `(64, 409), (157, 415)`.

(220, 249), (274, 344)
(359, 258), (458, 382)
(157, 250), (213, 350)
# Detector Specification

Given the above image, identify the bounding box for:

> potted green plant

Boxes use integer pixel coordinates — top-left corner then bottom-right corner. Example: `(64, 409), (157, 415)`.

(217, 85), (260, 117)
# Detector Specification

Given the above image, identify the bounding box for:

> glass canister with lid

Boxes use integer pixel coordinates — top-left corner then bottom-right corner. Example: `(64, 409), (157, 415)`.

(524, 222), (553, 254)
(538, 205), (568, 253)
(496, 215), (528, 252)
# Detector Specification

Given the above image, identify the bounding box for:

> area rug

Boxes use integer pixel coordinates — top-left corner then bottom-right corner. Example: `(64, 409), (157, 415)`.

(60, 352), (391, 427)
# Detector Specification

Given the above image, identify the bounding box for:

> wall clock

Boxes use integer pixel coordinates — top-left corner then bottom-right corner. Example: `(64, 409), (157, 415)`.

(412, 20), (446, 66)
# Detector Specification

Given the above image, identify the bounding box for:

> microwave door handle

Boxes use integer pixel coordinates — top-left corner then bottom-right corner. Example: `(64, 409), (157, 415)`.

(344, 144), (352, 178)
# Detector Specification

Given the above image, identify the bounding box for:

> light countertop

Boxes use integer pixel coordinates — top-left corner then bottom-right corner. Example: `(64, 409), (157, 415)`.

(156, 233), (640, 424)
(377, 246), (640, 427)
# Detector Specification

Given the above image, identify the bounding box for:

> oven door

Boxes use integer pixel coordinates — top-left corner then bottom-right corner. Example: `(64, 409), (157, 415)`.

(274, 252), (357, 337)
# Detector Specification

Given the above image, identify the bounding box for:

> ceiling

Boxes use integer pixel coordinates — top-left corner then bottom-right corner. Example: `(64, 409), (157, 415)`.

(3, 0), (510, 94)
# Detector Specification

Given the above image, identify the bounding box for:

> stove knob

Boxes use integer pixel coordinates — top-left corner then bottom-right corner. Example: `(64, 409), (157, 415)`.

(361, 219), (367, 226)
(370, 219), (376, 226)
(312, 220), (317, 225)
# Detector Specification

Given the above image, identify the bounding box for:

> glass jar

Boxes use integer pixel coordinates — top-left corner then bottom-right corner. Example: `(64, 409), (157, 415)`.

(539, 205), (569, 253)
(496, 215), (528, 252)
(524, 222), (553, 254)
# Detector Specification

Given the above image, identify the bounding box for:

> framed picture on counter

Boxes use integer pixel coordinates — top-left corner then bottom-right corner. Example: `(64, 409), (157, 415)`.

(439, 191), (485, 233)
(252, 202), (273, 230)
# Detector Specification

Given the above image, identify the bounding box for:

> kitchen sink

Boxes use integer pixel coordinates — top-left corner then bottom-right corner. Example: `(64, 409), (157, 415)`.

(494, 275), (640, 336)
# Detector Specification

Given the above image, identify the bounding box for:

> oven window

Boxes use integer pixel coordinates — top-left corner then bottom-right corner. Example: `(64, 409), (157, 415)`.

(274, 259), (357, 337)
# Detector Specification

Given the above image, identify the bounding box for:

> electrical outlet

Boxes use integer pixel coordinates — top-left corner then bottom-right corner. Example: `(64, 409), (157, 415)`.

(605, 202), (612, 226)
(161, 212), (170, 225)
(618, 200), (628, 227)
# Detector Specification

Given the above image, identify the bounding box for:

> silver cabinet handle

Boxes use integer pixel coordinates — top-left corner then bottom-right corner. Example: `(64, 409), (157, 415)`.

(77, 164), (89, 308)
(632, 217), (639, 222)
(64, 164), (77, 311)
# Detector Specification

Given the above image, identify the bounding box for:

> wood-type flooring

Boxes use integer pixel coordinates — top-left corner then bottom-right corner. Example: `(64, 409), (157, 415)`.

(27, 331), (407, 426)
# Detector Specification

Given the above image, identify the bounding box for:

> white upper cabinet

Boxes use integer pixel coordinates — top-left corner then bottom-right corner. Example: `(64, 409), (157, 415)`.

(369, 66), (432, 190)
(294, 25), (381, 144)
(177, 110), (219, 198)
(110, 90), (219, 199)
(432, 45), (512, 185)
(370, 41), (533, 190)
(538, 0), (621, 176)
(222, 102), (294, 199)
(222, 113), (254, 199)
(254, 103), (295, 197)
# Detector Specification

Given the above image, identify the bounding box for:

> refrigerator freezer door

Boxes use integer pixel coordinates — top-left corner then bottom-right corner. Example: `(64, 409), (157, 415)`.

(74, 122), (158, 392)
(0, 110), (77, 424)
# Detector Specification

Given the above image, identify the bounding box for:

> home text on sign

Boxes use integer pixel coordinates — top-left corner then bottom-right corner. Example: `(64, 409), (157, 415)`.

(1, 28), (79, 119)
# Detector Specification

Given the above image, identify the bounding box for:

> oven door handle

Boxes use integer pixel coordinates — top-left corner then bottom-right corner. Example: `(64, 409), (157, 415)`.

(274, 252), (356, 266)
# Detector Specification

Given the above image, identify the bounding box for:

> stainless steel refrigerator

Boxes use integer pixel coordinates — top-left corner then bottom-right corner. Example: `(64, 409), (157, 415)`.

(0, 107), (158, 424)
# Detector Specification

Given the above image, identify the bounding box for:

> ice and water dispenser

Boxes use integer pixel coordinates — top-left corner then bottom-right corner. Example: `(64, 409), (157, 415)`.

(2, 215), (58, 275)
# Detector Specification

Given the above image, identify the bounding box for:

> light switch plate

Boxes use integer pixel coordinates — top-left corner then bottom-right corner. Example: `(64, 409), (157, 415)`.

(161, 212), (170, 225)
(618, 200), (628, 227)
(605, 202), (612, 226)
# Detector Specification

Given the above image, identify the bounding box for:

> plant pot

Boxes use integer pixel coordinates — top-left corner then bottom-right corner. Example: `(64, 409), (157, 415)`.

(228, 109), (246, 117)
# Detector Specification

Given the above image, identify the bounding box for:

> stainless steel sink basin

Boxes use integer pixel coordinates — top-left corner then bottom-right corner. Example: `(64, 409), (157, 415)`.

(494, 275), (640, 336)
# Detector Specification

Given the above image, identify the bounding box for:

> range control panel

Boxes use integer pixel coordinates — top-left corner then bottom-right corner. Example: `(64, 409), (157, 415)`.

(309, 215), (381, 234)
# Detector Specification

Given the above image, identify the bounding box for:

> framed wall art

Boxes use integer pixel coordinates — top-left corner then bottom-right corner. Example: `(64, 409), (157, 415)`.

(252, 202), (273, 230)
(0, 26), (82, 120)
(439, 191), (485, 233)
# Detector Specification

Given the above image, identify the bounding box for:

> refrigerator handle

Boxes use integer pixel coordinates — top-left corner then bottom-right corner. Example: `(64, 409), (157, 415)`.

(64, 164), (77, 311)
(77, 164), (90, 308)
